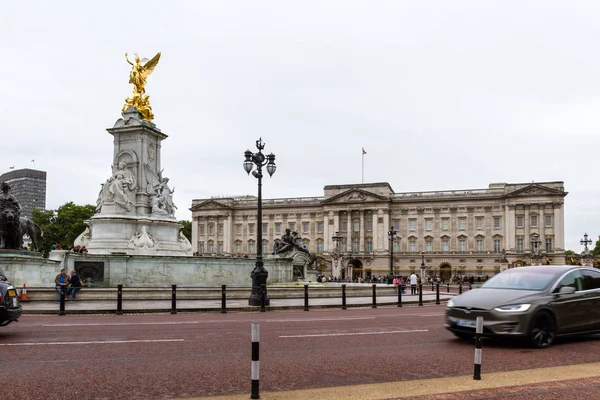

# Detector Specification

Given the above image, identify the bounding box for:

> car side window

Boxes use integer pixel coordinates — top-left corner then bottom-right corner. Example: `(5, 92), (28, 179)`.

(581, 269), (600, 291)
(553, 271), (583, 293)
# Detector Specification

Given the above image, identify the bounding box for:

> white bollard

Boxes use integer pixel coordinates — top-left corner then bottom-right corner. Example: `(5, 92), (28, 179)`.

(251, 322), (260, 399)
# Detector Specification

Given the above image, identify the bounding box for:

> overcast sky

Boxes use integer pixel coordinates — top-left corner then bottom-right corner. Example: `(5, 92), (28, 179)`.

(1, 1), (599, 251)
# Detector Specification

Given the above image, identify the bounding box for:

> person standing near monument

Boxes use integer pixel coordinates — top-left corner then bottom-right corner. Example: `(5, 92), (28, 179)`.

(68, 270), (82, 301)
(55, 269), (71, 303)
(409, 272), (418, 295)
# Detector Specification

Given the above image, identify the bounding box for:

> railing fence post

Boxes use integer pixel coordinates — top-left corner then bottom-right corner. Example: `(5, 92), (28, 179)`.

(221, 284), (227, 314)
(170, 284), (177, 315)
(251, 322), (260, 399)
(473, 316), (483, 380)
(116, 284), (123, 315)
(371, 284), (377, 308)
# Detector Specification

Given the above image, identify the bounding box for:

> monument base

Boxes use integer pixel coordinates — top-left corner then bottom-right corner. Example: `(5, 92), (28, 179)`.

(76, 215), (192, 256)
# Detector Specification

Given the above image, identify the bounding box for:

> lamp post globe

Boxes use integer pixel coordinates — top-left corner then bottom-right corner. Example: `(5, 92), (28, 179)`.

(243, 138), (276, 306)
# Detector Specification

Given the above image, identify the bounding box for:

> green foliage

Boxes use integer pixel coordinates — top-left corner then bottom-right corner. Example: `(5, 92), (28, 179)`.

(593, 236), (600, 255)
(565, 250), (576, 255)
(179, 220), (192, 241)
(32, 202), (95, 257)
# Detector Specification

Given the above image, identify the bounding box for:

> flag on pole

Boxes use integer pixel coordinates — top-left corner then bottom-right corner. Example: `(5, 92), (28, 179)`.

(362, 147), (367, 155)
(9, 166), (14, 169)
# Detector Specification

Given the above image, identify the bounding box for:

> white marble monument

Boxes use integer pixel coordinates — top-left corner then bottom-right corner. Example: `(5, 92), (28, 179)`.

(74, 107), (192, 256)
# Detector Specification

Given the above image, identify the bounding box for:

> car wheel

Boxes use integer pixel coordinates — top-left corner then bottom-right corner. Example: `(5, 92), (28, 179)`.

(453, 331), (473, 341)
(529, 311), (556, 348)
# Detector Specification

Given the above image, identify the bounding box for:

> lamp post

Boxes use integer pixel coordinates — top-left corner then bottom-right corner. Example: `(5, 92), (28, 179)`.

(243, 138), (276, 306)
(388, 227), (397, 276)
(420, 250), (426, 281)
(530, 233), (543, 266)
(580, 233), (594, 267)
(331, 231), (343, 277)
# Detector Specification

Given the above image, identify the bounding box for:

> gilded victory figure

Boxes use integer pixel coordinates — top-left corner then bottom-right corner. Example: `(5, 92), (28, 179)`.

(122, 52), (161, 121)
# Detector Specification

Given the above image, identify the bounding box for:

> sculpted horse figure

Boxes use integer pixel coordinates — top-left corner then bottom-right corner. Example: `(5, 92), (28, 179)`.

(20, 217), (43, 251)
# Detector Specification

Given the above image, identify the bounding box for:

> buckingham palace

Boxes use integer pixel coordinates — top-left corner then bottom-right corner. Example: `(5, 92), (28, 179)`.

(190, 181), (567, 281)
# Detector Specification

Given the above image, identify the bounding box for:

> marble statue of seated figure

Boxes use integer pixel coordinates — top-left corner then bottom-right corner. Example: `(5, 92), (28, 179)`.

(151, 194), (168, 215)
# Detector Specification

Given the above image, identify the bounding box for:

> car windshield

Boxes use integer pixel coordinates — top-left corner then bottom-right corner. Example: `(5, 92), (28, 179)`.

(481, 269), (558, 291)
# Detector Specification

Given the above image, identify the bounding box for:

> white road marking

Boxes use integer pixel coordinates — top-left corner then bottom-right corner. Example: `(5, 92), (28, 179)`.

(418, 313), (444, 317)
(0, 339), (184, 346)
(42, 316), (375, 327)
(280, 329), (428, 338)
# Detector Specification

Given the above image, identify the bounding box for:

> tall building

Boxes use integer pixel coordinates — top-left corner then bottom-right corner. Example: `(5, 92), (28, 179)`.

(0, 168), (47, 219)
(190, 181), (567, 280)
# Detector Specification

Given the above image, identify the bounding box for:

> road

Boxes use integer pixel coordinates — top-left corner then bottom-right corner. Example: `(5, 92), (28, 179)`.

(3, 305), (600, 399)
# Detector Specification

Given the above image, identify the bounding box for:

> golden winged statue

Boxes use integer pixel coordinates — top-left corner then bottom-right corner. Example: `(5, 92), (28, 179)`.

(122, 52), (161, 121)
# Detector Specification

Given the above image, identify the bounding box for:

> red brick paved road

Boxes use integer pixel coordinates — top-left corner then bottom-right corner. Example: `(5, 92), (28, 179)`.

(3, 305), (600, 399)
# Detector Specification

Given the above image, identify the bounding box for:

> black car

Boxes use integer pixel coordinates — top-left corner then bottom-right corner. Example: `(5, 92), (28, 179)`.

(0, 269), (22, 326)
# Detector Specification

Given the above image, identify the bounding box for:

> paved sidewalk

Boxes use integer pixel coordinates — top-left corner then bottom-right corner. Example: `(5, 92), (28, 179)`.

(20, 293), (454, 314)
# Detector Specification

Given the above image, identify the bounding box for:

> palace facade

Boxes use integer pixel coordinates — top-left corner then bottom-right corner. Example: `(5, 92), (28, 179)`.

(190, 181), (567, 280)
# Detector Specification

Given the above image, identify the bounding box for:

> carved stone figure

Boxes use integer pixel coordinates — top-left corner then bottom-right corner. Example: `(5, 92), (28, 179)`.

(274, 229), (309, 256)
(151, 195), (168, 215)
(127, 226), (155, 249)
(0, 182), (23, 249)
(158, 178), (176, 216)
(123, 52), (161, 121)
(74, 227), (91, 248)
(177, 231), (192, 251)
(100, 161), (136, 212)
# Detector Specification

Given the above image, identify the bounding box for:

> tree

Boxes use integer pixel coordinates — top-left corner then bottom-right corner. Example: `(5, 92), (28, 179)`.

(593, 236), (600, 255)
(32, 202), (96, 257)
(179, 220), (192, 241)
(565, 250), (576, 255)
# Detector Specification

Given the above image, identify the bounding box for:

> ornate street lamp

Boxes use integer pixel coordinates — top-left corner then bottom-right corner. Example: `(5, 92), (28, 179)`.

(420, 250), (426, 280)
(580, 233), (594, 267)
(243, 138), (276, 306)
(331, 231), (343, 277)
(530, 233), (543, 266)
(387, 227), (397, 276)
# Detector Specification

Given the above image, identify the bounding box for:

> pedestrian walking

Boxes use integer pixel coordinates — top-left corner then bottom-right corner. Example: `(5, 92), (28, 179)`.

(68, 270), (83, 301)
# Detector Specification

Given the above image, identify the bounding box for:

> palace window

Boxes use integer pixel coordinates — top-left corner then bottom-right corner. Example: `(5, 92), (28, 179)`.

(441, 218), (449, 231)
(341, 221), (347, 232)
(218, 241), (223, 254)
(302, 222), (309, 233)
(409, 219), (416, 231)
(409, 240), (416, 253)
(366, 240), (372, 252)
(517, 237), (524, 252)
(393, 240), (399, 252)
(288, 222), (295, 232)
(208, 241), (214, 253)
(341, 241), (347, 252)
(198, 242), (204, 254)
(218, 224), (223, 235)
(476, 239), (484, 252)
(366, 220), (373, 231)
(316, 240), (323, 254)
(425, 240), (433, 252)
(236, 224), (242, 235)
(235, 242), (241, 253)
(353, 240), (360, 252)
(494, 217), (501, 229)
(392, 219), (400, 231)
(516, 215), (524, 228)
(425, 219), (433, 231)
(248, 223), (255, 234)
(459, 239), (466, 253)
(317, 222), (324, 233)
(262, 242), (268, 254)
(531, 215), (538, 227)
(249, 242), (255, 253)
(275, 222), (281, 234)
(263, 223), (268, 234)
(353, 220), (360, 232)
(458, 218), (466, 230)
(199, 225), (205, 235)
(442, 239), (449, 252)
(208, 224), (214, 235)
(545, 215), (552, 227)
(494, 239), (501, 252)
(546, 237), (553, 251)
(475, 217), (484, 229)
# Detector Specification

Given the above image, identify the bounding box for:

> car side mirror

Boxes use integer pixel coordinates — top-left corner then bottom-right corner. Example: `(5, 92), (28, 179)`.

(558, 286), (576, 295)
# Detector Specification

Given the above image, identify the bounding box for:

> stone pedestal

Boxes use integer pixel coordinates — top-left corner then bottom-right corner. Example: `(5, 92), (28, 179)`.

(75, 108), (192, 256)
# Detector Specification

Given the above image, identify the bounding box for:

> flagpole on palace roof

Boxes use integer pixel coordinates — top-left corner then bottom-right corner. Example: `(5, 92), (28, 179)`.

(361, 147), (366, 183)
